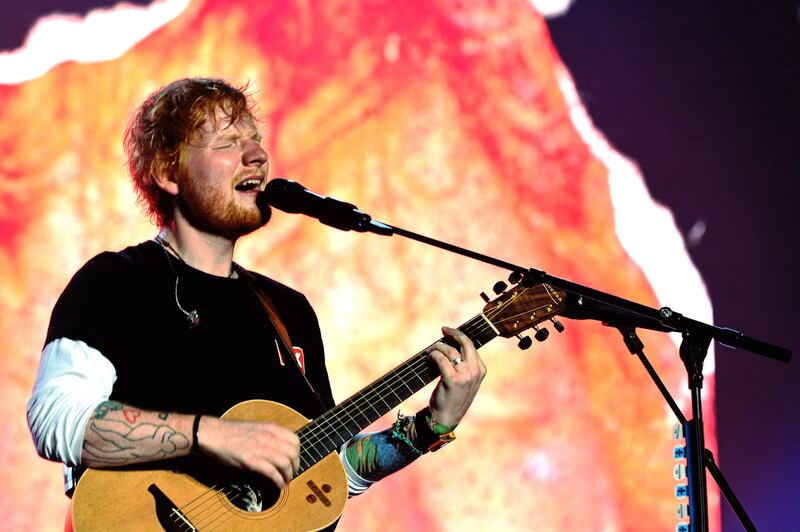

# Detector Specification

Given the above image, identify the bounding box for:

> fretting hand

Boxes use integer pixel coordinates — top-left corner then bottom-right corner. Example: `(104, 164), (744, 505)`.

(426, 326), (487, 429)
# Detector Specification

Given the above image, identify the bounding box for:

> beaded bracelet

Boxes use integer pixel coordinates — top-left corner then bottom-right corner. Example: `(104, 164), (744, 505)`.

(391, 413), (424, 456)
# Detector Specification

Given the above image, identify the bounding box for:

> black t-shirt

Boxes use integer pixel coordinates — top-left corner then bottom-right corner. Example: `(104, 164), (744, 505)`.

(46, 240), (335, 419)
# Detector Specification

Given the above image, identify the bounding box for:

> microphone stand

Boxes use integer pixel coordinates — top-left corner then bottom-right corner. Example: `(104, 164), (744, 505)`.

(345, 216), (791, 531)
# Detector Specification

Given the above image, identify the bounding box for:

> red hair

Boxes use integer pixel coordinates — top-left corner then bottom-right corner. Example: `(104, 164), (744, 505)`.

(123, 77), (255, 226)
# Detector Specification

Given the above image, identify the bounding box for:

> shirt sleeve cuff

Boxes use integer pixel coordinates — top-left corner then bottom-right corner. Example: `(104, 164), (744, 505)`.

(339, 440), (375, 497)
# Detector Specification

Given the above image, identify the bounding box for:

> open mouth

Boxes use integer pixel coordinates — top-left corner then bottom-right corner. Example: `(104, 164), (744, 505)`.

(234, 177), (264, 192)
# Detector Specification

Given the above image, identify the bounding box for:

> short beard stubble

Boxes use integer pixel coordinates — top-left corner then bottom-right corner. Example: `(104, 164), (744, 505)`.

(175, 174), (271, 240)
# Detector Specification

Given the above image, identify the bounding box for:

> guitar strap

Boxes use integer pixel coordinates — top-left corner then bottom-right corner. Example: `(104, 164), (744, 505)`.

(235, 265), (323, 405)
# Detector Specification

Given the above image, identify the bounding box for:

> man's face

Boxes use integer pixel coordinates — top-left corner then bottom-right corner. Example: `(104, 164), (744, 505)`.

(175, 107), (271, 239)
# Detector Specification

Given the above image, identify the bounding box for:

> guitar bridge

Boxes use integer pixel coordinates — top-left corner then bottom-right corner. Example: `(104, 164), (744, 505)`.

(147, 483), (197, 531)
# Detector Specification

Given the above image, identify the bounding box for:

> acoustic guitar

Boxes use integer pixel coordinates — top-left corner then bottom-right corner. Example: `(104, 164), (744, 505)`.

(71, 280), (566, 531)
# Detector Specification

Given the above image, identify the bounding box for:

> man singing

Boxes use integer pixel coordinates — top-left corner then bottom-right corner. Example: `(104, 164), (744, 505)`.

(27, 77), (486, 528)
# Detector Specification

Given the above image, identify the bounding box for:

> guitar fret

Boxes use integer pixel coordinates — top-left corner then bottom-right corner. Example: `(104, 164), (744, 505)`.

(320, 431), (339, 449)
(334, 425), (355, 442)
(375, 392), (391, 413)
(303, 425), (343, 457)
(325, 410), (356, 435)
(388, 376), (405, 403)
(302, 439), (325, 460)
(300, 427), (325, 448)
(411, 366), (428, 385)
(325, 415), (355, 442)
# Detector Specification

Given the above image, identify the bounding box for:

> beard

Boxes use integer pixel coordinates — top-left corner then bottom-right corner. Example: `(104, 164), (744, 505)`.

(175, 175), (271, 240)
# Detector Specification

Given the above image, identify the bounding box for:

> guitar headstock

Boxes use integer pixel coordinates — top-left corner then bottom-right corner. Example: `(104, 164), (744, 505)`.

(482, 282), (568, 347)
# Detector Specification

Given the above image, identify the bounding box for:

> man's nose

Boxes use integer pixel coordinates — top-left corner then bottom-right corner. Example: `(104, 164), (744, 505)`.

(243, 140), (268, 168)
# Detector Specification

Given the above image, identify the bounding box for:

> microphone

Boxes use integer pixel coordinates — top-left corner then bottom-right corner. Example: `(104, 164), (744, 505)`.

(261, 178), (393, 235)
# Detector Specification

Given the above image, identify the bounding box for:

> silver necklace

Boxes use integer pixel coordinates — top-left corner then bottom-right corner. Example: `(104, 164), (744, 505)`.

(153, 235), (203, 328)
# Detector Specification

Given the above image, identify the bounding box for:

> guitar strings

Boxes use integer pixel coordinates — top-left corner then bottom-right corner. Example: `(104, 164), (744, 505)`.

(192, 491), (245, 531)
(172, 484), (234, 528)
(178, 484), (254, 530)
(173, 285), (555, 528)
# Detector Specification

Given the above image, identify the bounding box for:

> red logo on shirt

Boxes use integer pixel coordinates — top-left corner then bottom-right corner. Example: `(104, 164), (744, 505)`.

(275, 340), (306, 374)
(293, 347), (305, 374)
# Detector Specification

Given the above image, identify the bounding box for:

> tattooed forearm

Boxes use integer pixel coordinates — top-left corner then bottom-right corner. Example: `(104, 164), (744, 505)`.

(80, 402), (192, 467)
(83, 419), (190, 464)
(344, 417), (423, 482)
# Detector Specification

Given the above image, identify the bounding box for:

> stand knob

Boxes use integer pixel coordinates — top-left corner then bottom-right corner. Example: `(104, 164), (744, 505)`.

(508, 271), (523, 284)
(492, 281), (508, 295)
(550, 318), (565, 333)
(534, 326), (549, 342)
(517, 335), (533, 350)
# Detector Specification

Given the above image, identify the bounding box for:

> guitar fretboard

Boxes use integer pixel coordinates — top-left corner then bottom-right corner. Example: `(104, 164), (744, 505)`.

(294, 312), (498, 474)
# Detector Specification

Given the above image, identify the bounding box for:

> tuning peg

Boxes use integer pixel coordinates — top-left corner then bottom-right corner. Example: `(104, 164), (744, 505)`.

(534, 326), (549, 342)
(517, 335), (533, 350)
(480, 291), (490, 303)
(492, 281), (508, 295)
(508, 271), (523, 284)
(550, 318), (565, 333)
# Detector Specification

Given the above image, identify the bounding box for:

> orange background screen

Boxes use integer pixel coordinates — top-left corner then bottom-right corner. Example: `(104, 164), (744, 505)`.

(0, 0), (717, 529)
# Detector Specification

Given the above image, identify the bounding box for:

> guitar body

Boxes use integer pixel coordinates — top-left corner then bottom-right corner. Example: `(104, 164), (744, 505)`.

(72, 400), (347, 531)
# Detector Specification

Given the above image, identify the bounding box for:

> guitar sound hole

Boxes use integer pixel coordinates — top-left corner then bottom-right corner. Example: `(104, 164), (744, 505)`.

(221, 477), (281, 513)
(189, 460), (282, 514)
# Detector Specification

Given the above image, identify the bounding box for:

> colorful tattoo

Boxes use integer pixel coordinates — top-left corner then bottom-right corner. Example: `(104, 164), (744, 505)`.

(93, 401), (123, 419)
(344, 414), (423, 482)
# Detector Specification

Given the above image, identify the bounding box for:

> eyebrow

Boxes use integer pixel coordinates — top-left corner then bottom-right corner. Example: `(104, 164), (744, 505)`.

(213, 130), (263, 143)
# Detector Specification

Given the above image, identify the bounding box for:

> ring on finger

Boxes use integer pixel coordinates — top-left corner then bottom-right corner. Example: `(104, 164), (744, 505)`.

(452, 356), (463, 366)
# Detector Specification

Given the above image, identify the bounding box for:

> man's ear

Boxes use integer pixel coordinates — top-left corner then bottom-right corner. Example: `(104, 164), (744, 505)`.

(153, 172), (179, 196)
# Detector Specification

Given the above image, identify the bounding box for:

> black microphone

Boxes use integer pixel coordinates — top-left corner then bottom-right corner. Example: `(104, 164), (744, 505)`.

(261, 178), (393, 235)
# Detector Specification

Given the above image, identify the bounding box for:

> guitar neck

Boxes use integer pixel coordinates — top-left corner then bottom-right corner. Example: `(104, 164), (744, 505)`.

(295, 311), (498, 474)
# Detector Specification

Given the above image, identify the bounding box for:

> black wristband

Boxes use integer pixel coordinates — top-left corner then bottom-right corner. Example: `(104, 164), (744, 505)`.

(191, 414), (202, 455)
(414, 407), (438, 451)
(414, 407), (456, 453)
